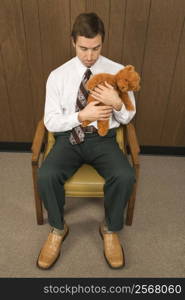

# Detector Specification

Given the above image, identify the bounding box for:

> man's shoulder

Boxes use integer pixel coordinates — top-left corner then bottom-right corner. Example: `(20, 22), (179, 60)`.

(100, 56), (124, 73)
(49, 57), (76, 78)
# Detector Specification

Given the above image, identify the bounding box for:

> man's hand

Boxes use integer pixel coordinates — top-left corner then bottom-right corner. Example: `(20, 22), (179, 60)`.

(78, 101), (113, 122)
(90, 81), (123, 111)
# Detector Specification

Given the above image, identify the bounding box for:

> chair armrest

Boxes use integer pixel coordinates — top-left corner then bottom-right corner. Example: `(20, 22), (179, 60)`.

(31, 119), (46, 166)
(126, 123), (140, 165)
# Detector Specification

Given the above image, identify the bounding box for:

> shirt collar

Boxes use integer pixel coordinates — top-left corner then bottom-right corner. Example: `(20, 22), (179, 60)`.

(75, 55), (103, 78)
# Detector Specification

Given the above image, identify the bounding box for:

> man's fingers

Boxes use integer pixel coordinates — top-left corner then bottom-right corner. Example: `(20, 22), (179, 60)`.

(94, 85), (104, 92)
(91, 90), (102, 98)
(100, 106), (112, 111)
(104, 81), (113, 89)
(90, 100), (100, 105)
(99, 112), (112, 118)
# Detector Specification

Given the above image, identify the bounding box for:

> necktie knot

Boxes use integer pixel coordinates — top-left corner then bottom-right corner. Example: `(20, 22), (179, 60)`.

(84, 68), (92, 81)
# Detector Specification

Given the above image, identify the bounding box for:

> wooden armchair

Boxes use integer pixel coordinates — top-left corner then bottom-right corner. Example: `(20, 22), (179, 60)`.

(31, 120), (140, 226)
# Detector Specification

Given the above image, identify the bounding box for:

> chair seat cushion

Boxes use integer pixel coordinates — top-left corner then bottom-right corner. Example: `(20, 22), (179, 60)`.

(64, 164), (104, 197)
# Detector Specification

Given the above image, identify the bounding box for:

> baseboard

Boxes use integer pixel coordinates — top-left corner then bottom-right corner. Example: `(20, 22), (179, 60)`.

(0, 142), (32, 152)
(139, 146), (185, 156)
(0, 142), (184, 156)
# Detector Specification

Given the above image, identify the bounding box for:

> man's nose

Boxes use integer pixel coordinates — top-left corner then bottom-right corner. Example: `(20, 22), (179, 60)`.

(87, 50), (93, 60)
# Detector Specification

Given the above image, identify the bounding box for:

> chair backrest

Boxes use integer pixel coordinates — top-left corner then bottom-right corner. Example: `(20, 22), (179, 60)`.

(44, 126), (125, 160)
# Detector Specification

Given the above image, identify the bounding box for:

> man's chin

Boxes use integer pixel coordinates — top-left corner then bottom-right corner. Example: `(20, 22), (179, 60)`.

(84, 61), (95, 67)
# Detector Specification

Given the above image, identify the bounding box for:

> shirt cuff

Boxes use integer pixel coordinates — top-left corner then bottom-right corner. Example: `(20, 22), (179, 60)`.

(72, 112), (82, 126)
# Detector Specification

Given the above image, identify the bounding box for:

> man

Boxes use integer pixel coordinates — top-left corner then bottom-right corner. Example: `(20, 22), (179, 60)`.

(37, 12), (136, 270)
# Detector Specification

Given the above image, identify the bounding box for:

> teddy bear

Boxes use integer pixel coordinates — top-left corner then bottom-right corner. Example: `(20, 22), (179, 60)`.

(81, 65), (140, 136)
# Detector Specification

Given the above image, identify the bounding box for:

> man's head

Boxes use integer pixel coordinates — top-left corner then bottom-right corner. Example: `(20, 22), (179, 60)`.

(71, 13), (105, 67)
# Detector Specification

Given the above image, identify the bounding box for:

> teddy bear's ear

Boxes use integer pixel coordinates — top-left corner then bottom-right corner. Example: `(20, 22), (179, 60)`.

(126, 65), (135, 71)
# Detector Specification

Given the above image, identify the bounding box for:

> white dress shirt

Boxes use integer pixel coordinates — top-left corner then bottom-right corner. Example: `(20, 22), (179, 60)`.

(44, 55), (136, 132)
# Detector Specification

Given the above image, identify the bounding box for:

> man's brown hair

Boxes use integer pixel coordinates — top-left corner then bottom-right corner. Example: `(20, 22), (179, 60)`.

(71, 12), (105, 43)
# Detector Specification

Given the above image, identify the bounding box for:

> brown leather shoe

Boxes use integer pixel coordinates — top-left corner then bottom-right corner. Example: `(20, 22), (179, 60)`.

(99, 224), (125, 269)
(37, 224), (69, 270)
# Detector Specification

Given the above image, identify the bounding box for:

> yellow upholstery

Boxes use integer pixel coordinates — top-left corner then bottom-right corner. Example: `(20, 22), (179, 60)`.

(65, 164), (104, 197)
(43, 127), (125, 197)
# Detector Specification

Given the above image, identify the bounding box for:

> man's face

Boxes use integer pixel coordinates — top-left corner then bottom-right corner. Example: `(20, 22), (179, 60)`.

(72, 34), (103, 67)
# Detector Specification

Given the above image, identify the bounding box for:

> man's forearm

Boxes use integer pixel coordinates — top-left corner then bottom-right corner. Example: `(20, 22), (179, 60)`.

(44, 112), (81, 132)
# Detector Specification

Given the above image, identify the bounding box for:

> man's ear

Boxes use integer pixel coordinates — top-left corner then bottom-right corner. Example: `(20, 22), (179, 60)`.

(71, 38), (76, 48)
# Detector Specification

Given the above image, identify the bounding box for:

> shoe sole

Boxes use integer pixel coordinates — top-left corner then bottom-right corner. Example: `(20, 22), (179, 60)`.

(36, 226), (69, 270)
(99, 226), (125, 269)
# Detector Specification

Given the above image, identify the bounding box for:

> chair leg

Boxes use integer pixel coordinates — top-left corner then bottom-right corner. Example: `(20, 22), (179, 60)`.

(126, 184), (136, 225)
(126, 164), (139, 225)
(32, 165), (43, 225)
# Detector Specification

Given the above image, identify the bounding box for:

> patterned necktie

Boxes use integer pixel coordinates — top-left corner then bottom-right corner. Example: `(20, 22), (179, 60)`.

(69, 68), (92, 145)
